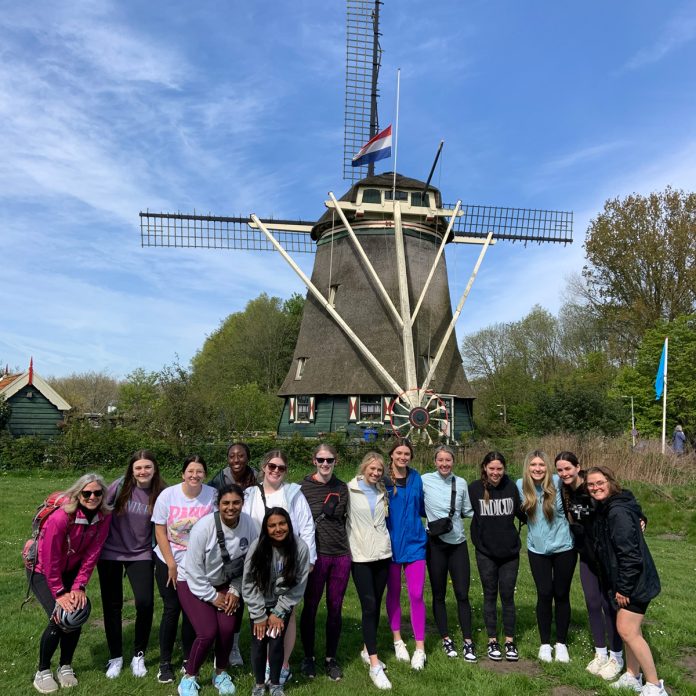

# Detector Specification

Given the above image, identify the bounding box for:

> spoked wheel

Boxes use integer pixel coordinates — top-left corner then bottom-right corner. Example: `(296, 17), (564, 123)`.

(388, 388), (449, 443)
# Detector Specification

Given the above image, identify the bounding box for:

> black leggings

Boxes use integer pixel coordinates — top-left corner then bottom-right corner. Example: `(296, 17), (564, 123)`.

(351, 559), (390, 656)
(527, 549), (577, 644)
(29, 569), (81, 671)
(426, 537), (472, 639)
(154, 555), (195, 665)
(98, 558), (154, 658)
(475, 550), (519, 638)
(250, 613), (288, 686)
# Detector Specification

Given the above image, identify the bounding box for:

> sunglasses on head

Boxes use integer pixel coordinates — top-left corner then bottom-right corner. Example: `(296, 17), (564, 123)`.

(80, 489), (104, 499)
(266, 463), (287, 473)
(315, 457), (335, 464)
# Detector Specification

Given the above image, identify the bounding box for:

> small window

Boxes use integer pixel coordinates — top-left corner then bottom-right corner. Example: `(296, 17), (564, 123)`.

(359, 396), (382, 422)
(328, 284), (339, 307)
(296, 395), (311, 421)
(295, 357), (307, 381)
(384, 190), (408, 201)
(411, 192), (430, 207)
(361, 188), (382, 204)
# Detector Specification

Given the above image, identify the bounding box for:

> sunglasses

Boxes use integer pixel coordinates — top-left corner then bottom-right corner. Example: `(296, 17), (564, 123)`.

(266, 463), (287, 473)
(315, 457), (336, 464)
(80, 489), (104, 499)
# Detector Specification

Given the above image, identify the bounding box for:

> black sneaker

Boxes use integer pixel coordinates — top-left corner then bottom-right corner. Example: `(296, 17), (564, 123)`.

(300, 657), (316, 679)
(504, 641), (519, 662)
(487, 641), (503, 661)
(325, 658), (343, 681)
(442, 638), (458, 658)
(157, 663), (174, 684)
(462, 642), (477, 663)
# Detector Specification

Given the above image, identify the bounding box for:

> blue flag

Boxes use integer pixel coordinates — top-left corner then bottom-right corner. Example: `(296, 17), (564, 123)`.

(654, 340), (667, 400)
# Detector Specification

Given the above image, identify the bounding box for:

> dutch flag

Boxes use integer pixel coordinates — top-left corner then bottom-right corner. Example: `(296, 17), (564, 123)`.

(352, 125), (392, 167)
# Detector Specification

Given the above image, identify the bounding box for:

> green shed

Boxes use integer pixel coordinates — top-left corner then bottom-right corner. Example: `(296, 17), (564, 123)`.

(0, 362), (71, 438)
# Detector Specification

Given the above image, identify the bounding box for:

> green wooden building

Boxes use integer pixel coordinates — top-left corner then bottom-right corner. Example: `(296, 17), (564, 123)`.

(0, 363), (71, 438)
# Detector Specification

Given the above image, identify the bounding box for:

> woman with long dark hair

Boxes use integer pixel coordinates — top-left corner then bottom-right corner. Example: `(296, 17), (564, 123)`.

(99, 449), (166, 679)
(151, 455), (217, 684)
(468, 451), (525, 662)
(422, 445), (475, 661)
(517, 450), (575, 663)
(556, 451), (624, 680)
(299, 443), (350, 681)
(242, 508), (310, 696)
(384, 439), (427, 670)
(176, 484), (259, 696)
(586, 466), (666, 695)
(28, 473), (112, 693)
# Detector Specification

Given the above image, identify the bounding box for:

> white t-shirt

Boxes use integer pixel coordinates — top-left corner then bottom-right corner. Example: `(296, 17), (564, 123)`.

(152, 483), (217, 579)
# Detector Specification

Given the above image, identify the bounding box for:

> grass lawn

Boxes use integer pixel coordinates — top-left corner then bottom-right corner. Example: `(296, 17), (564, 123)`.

(1, 468), (695, 696)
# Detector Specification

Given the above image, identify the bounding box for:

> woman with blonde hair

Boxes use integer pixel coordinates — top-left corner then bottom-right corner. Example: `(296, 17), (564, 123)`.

(516, 450), (575, 663)
(347, 451), (392, 689)
(28, 473), (112, 693)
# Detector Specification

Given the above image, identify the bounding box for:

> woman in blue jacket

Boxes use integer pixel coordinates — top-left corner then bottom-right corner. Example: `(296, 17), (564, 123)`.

(517, 450), (575, 664)
(384, 439), (428, 670)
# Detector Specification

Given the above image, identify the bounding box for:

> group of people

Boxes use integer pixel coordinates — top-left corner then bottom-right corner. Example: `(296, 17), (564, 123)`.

(26, 440), (667, 696)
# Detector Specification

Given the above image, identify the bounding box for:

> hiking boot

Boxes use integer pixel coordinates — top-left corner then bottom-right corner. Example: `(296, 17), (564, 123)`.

(55, 665), (78, 688)
(504, 641), (519, 662)
(300, 657), (316, 679)
(131, 652), (147, 678)
(325, 658), (343, 681)
(213, 671), (236, 695)
(33, 670), (58, 694)
(105, 657), (123, 679)
(487, 641), (502, 661)
(442, 638), (457, 658)
(393, 640), (409, 662)
(462, 642), (477, 662)
(158, 663), (175, 684)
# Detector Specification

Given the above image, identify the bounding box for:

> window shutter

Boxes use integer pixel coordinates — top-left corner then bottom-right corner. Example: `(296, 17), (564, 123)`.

(348, 396), (358, 422)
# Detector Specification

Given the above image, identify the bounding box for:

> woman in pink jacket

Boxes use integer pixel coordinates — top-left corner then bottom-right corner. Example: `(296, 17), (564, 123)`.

(29, 473), (112, 694)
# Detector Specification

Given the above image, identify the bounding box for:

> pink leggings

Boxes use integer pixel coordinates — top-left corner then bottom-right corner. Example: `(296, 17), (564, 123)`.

(385, 560), (426, 641)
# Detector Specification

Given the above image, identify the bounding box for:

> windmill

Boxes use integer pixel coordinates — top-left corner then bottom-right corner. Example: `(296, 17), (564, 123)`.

(140, 0), (572, 444)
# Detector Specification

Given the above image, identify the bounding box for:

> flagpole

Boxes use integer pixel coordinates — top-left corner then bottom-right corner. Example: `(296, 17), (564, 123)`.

(392, 68), (400, 199)
(661, 337), (668, 454)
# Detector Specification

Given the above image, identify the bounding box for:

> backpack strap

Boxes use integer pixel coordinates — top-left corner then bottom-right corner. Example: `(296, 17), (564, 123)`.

(214, 511), (232, 566)
(257, 484), (269, 511)
(448, 476), (457, 518)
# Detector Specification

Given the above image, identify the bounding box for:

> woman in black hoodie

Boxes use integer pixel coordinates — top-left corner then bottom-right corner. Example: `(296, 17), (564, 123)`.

(586, 466), (665, 696)
(468, 452), (525, 662)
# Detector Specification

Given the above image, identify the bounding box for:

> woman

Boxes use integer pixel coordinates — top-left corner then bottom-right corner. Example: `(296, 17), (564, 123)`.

(469, 451), (525, 662)
(99, 450), (166, 679)
(384, 439), (427, 670)
(299, 444), (350, 681)
(208, 441), (260, 667)
(586, 466), (666, 695)
(244, 450), (316, 684)
(29, 473), (112, 693)
(152, 455), (217, 684)
(422, 445), (476, 661)
(176, 484), (260, 696)
(556, 451), (623, 680)
(516, 450), (575, 663)
(243, 508), (310, 696)
(347, 451), (392, 690)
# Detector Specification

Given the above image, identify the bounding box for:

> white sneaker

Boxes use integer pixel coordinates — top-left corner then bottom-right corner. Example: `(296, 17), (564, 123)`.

(229, 644), (244, 667)
(598, 656), (623, 681)
(369, 665), (392, 690)
(105, 657), (123, 679)
(131, 652), (147, 677)
(33, 670), (58, 693)
(586, 654), (608, 674)
(611, 672), (644, 692)
(554, 643), (570, 663)
(393, 640), (410, 662)
(410, 649), (426, 671)
(641, 680), (667, 696)
(538, 644), (552, 662)
(360, 650), (386, 669)
(55, 665), (78, 688)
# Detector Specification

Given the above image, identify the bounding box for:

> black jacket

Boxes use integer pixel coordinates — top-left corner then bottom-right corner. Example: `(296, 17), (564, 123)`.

(561, 476), (597, 566)
(300, 474), (350, 557)
(468, 474), (525, 560)
(593, 491), (660, 604)
(208, 465), (260, 493)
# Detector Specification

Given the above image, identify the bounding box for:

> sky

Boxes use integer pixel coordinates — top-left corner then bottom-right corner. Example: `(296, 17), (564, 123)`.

(2, 0), (696, 379)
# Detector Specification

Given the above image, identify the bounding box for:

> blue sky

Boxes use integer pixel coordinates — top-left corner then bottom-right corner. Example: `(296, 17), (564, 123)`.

(2, 0), (696, 379)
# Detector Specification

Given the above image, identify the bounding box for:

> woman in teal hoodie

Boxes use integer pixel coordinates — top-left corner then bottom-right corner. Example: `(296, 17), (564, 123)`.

(516, 450), (574, 664)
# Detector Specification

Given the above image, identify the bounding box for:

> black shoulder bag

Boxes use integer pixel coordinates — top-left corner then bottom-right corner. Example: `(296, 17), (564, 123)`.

(214, 511), (245, 582)
(427, 477), (456, 536)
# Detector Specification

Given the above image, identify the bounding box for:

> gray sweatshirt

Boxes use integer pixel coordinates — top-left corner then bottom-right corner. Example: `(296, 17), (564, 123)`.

(182, 511), (259, 602)
(242, 537), (310, 622)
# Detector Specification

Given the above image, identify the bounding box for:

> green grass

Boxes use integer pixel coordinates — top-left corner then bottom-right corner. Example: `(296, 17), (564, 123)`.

(1, 469), (695, 695)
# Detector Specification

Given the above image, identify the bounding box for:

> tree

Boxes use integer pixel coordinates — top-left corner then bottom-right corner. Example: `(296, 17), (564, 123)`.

(0, 395), (11, 430)
(48, 371), (120, 414)
(117, 368), (161, 424)
(582, 188), (696, 358)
